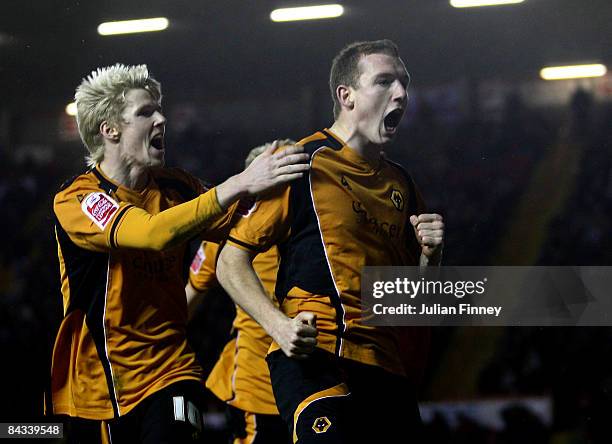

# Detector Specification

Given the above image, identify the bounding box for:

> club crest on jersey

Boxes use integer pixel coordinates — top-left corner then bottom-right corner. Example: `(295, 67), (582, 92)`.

(390, 189), (404, 211)
(81, 192), (119, 230)
(312, 417), (331, 434)
(190, 244), (206, 273)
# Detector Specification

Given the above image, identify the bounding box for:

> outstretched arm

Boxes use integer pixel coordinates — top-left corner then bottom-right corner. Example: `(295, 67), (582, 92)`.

(100, 142), (309, 251)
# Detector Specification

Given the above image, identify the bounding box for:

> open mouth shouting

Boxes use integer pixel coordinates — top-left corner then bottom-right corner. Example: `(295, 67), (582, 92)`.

(383, 108), (404, 134)
(150, 133), (165, 150)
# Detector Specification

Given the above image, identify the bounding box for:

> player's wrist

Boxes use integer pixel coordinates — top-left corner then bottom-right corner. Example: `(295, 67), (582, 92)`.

(421, 247), (443, 266)
(216, 175), (248, 209)
(267, 311), (293, 343)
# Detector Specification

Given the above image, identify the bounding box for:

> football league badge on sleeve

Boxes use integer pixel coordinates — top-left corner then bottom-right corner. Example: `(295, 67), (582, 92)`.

(81, 192), (119, 230)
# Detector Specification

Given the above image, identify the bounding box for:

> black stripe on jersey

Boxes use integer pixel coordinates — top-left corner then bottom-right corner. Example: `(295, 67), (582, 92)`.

(156, 177), (199, 202)
(92, 168), (119, 195)
(276, 131), (345, 355)
(320, 129), (344, 150)
(55, 220), (120, 417)
(228, 236), (264, 253)
(109, 205), (135, 249)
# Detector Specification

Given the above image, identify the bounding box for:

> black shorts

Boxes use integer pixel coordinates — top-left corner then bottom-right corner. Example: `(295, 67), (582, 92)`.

(106, 380), (206, 444)
(267, 349), (423, 444)
(62, 417), (107, 444)
(226, 405), (290, 444)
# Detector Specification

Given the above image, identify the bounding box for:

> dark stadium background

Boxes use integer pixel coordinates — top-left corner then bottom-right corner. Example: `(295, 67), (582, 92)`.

(1, 1), (611, 442)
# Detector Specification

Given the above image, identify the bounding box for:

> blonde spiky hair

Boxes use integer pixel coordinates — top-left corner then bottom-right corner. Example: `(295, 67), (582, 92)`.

(74, 63), (162, 167)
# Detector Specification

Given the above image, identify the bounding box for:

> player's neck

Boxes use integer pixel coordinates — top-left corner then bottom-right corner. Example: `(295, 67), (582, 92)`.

(329, 120), (381, 163)
(99, 155), (149, 191)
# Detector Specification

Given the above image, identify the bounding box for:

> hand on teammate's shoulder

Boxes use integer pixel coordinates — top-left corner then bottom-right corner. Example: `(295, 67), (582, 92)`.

(239, 139), (310, 195)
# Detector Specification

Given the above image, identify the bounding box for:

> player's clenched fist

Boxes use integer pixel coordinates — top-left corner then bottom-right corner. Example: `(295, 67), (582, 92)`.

(275, 312), (318, 360)
(410, 213), (444, 263)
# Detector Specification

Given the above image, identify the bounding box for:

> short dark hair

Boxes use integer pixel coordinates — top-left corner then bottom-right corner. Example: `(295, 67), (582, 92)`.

(329, 39), (400, 119)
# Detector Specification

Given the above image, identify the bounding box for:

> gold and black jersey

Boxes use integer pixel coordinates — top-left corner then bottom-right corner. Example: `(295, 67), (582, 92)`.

(227, 129), (428, 376)
(189, 241), (281, 415)
(50, 165), (236, 420)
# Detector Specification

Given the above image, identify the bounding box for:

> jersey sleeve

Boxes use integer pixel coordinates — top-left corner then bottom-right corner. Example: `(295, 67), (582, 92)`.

(55, 173), (229, 252)
(53, 178), (133, 253)
(111, 188), (226, 250)
(157, 167), (238, 243)
(226, 185), (292, 253)
(198, 199), (240, 243)
(188, 242), (220, 293)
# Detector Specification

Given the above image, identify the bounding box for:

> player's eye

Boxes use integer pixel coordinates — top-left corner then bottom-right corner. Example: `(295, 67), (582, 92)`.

(138, 107), (155, 117)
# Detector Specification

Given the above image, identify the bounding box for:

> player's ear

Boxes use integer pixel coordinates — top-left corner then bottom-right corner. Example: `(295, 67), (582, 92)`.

(100, 121), (120, 142)
(337, 85), (354, 111)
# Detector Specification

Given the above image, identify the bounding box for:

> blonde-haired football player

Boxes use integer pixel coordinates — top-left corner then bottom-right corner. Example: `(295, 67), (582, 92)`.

(49, 64), (308, 443)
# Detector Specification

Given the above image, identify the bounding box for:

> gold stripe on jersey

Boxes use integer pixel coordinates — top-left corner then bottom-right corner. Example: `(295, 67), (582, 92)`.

(191, 242), (281, 415)
(51, 165), (238, 420)
(227, 129), (428, 377)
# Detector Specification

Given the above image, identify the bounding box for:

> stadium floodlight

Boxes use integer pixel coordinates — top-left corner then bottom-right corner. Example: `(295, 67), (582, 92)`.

(450, 0), (524, 7)
(270, 4), (344, 22)
(540, 64), (607, 80)
(65, 102), (77, 116)
(97, 18), (169, 36)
